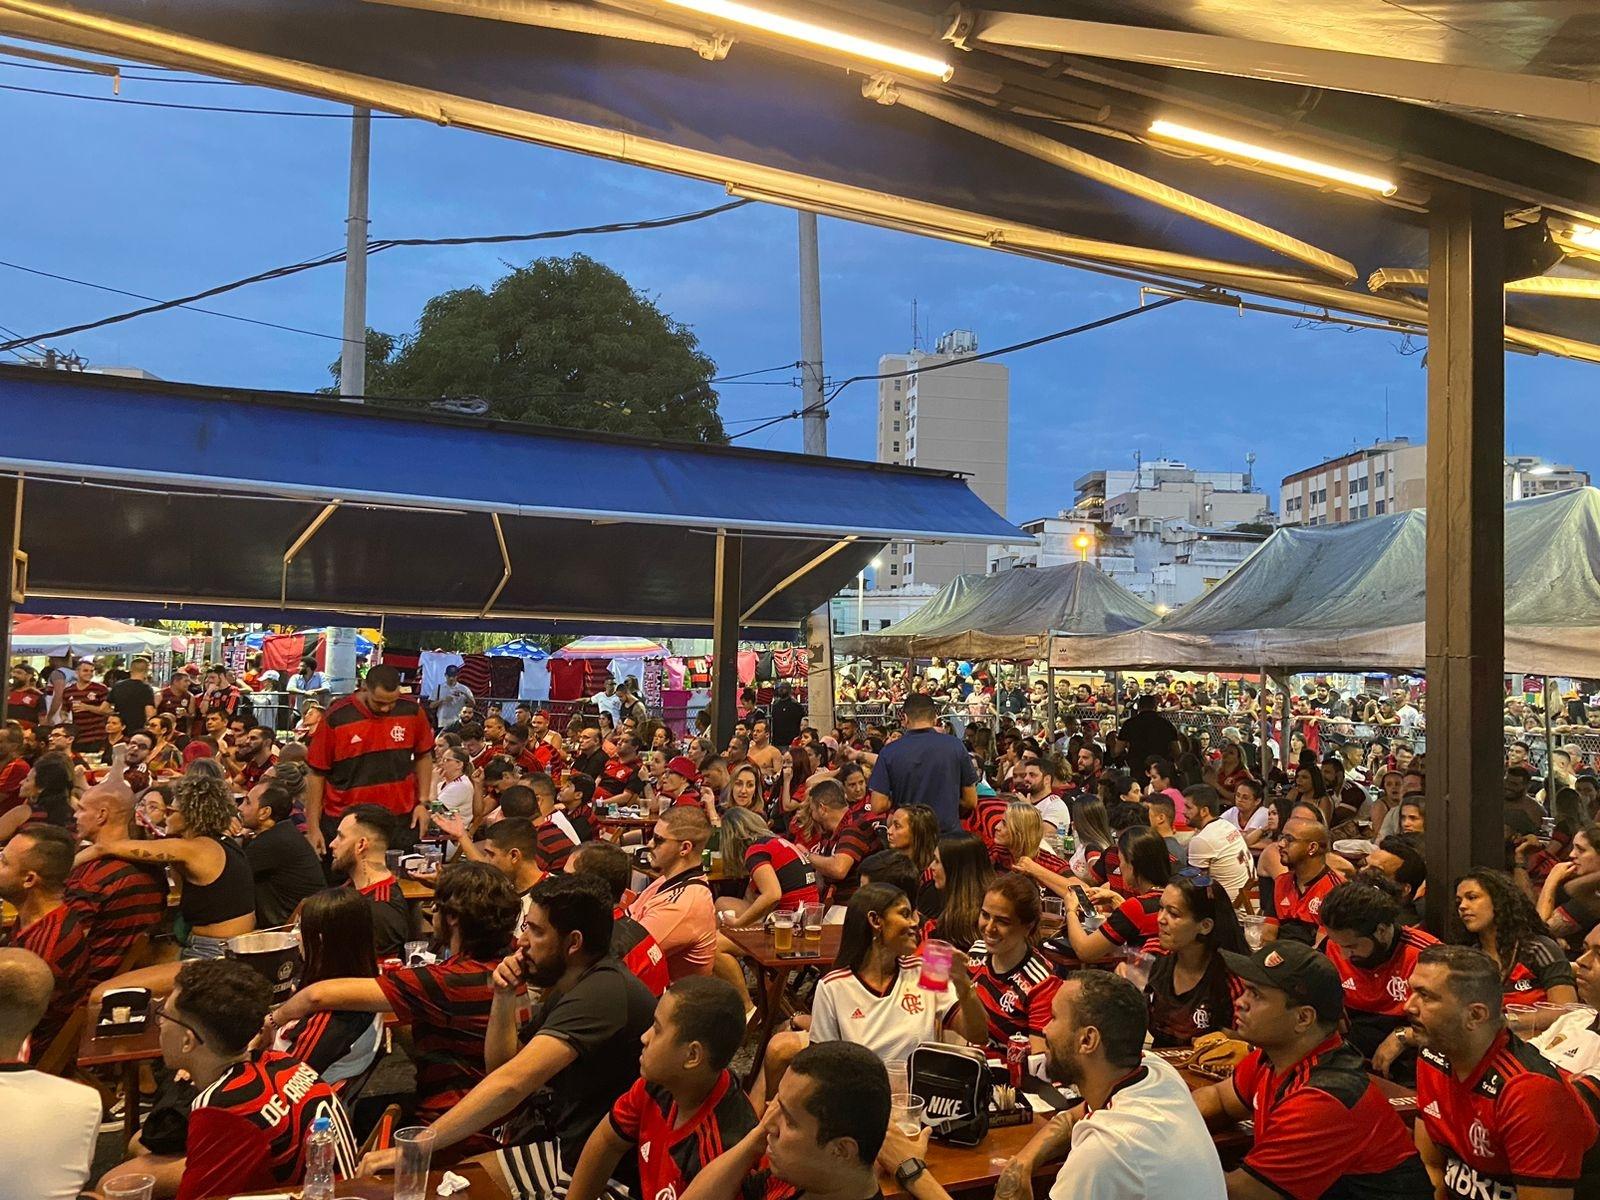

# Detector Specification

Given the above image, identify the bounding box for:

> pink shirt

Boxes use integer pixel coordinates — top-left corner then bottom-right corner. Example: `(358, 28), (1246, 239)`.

(626, 867), (715, 980)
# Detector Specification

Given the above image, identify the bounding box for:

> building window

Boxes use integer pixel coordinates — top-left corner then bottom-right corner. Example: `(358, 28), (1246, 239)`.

(879, 619), (891, 628)
(889, 563), (898, 575)
(893, 380), (901, 391)
(893, 441), (900, 453)
(893, 398), (901, 411)
(1375, 470), (1385, 486)
(893, 420), (900, 431)
(1376, 500), (1385, 514)
(861, 619), (870, 631)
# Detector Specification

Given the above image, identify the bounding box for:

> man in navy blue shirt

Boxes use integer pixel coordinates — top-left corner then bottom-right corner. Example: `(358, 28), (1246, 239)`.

(867, 693), (977, 833)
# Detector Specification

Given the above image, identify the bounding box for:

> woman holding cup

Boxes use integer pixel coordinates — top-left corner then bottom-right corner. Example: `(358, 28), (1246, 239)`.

(1048, 828), (1173, 965)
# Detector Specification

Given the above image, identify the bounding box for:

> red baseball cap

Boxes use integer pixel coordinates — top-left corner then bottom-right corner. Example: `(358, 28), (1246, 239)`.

(664, 755), (702, 786)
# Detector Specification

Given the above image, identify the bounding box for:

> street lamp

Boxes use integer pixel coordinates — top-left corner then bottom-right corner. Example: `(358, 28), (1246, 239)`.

(1507, 459), (1555, 501)
(1073, 532), (1094, 562)
(858, 556), (883, 632)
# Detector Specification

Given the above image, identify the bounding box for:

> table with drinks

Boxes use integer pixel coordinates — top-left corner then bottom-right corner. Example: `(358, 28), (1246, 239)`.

(722, 904), (836, 1085)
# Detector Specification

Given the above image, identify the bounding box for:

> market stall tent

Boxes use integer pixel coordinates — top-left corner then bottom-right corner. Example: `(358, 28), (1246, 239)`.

(837, 561), (1157, 660)
(1050, 488), (1600, 676)
(11, 615), (176, 657)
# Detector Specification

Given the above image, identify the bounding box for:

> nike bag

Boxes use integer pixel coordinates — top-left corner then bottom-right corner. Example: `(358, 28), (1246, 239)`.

(907, 1042), (991, 1147)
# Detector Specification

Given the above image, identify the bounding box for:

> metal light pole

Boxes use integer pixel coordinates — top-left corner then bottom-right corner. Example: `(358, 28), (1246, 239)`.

(800, 210), (837, 733)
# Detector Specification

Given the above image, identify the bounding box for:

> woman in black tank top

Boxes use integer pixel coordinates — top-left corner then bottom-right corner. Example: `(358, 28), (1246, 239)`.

(76, 768), (257, 961)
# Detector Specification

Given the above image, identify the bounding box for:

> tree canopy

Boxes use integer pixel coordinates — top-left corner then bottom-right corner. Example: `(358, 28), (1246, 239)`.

(327, 253), (725, 442)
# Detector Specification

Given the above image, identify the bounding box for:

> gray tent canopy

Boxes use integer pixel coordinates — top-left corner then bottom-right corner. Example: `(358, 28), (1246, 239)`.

(839, 561), (1157, 660)
(1050, 488), (1600, 675)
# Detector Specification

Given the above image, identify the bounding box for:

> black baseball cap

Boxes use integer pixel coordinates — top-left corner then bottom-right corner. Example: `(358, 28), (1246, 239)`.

(1221, 941), (1344, 1023)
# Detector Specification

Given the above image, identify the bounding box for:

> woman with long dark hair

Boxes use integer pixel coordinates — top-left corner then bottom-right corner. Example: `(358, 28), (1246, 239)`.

(1537, 821), (1600, 946)
(1067, 795), (1116, 882)
(1055, 828), (1173, 964)
(269, 887), (383, 1084)
(0, 752), (74, 839)
(921, 833), (994, 951)
(966, 872), (1060, 1053)
(809, 884), (987, 1061)
(1145, 870), (1248, 1047)
(885, 804), (939, 883)
(776, 745), (815, 822)
(1451, 867), (1576, 1008)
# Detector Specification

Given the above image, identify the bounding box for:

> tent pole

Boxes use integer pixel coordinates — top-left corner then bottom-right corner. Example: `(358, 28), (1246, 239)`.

(1280, 673), (1293, 768)
(1046, 663), (1057, 741)
(0, 477), (21, 725)
(1258, 666), (1269, 780)
(1544, 676), (1556, 789)
(711, 532), (744, 751)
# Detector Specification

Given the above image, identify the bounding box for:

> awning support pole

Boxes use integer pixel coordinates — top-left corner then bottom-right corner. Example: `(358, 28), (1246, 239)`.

(0, 476), (23, 724)
(479, 513), (512, 618)
(1425, 187), (1507, 921)
(1258, 666), (1270, 779)
(711, 531), (744, 751)
(1279, 673), (1293, 767)
(280, 501), (341, 608)
(741, 537), (855, 623)
(1046, 663), (1057, 739)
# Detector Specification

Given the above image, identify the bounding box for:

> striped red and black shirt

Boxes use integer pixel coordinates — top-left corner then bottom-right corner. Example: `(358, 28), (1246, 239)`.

(612, 907), (671, 997)
(744, 836), (820, 911)
(534, 814), (582, 873)
(65, 857), (167, 982)
(597, 757), (643, 798)
(3, 902), (91, 1060)
(377, 956), (503, 1154)
(965, 940), (1062, 1051)
(823, 802), (886, 905)
(0, 756), (27, 815)
(306, 694), (436, 820)
(609, 1070), (757, 1200)
(1100, 889), (1164, 953)
(175, 1052), (341, 1200)
(63, 679), (109, 745)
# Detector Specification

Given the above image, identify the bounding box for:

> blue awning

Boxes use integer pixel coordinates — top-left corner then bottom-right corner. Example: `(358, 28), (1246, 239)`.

(0, 366), (1025, 635)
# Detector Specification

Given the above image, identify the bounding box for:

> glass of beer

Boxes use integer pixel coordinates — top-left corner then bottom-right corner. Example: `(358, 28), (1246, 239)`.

(772, 910), (796, 953)
(802, 902), (824, 946)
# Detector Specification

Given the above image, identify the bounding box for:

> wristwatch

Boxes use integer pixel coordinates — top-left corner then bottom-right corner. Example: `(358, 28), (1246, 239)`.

(894, 1158), (927, 1188)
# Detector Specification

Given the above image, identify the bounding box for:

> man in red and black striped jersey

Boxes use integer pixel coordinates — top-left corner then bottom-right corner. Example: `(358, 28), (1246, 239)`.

(529, 774), (587, 873)
(1263, 815), (1338, 947)
(329, 804), (414, 956)
(0, 726), (29, 817)
(570, 840), (671, 997)
(102, 959), (346, 1200)
(1192, 940), (1432, 1200)
(63, 658), (112, 752)
(0, 825), (91, 1061)
(596, 733), (647, 801)
(155, 670), (198, 733)
(304, 664), (435, 859)
(6, 662), (45, 729)
(1409, 943), (1599, 1200)
(566, 977), (757, 1200)
(808, 779), (886, 906)
(273, 861), (521, 1157)
(672, 1041), (890, 1200)
(1320, 879), (1439, 1074)
(68, 781), (167, 983)
(227, 723), (279, 792)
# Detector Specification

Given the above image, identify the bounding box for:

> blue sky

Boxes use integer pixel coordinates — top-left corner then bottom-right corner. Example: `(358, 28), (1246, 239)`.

(5, 62), (1597, 524)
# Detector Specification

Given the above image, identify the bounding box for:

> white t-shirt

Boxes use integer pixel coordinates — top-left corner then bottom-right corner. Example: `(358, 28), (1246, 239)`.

(592, 691), (623, 724)
(0, 1065), (101, 1200)
(1221, 805), (1270, 836)
(810, 958), (961, 1064)
(433, 681), (475, 729)
(1034, 795), (1071, 837)
(432, 775), (476, 823)
(1049, 1053), (1226, 1200)
(1531, 1008), (1600, 1076)
(1186, 817), (1254, 900)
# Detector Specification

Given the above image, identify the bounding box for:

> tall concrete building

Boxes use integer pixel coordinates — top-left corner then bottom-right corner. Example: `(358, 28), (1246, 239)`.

(875, 330), (1008, 588)
(1280, 438), (1587, 526)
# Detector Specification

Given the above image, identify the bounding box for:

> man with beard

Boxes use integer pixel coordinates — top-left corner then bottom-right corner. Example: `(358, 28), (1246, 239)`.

(1191, 941), (1430, 1200)
(595, 732), (646, 802)
(1016, 758), (1070, 838)
(569, 725), (609, 781)
(1319, 879), (1438, 1078)
(357, 873), (656, 1200)
(327, 804), (412, 955)
(227, 723), (278, 791)
(999, 970), (1223, 1200)
(1408, 944), (1596, 1200)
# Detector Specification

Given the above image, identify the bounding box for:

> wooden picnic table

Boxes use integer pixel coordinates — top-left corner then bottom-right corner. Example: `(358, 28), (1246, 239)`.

(78, 1001), (163, 1144)
(723, 922), (842, 1086)
(211, 1161), (510, 1199)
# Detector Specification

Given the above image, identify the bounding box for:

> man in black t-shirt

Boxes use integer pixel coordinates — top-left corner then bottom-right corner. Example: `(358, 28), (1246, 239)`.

(239, 781), (328, 928)
(1117, 695), (1180, 773)
(107, 657), (157, 734)
(356, 873), (656, 1200)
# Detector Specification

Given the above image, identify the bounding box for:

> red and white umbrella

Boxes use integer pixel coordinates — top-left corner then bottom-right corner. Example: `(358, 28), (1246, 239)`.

(551, 635), (667, 659)
(11, 615), (175, 657)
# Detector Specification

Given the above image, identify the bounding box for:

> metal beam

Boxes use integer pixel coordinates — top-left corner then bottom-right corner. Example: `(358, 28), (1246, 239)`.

(0, 476), (20, 725)
(711, 531), (743, 750)
(362, 0), (733, 58)
(281, 501), (341, 607)
(741, 537), (855, 623)
(962, 11), (1600, 128)
(479, 512), (512, 617)
(1424, 187), (1507, 922)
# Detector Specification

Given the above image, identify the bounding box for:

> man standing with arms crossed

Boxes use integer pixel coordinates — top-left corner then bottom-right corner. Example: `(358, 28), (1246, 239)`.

(304, 664), (435, 858)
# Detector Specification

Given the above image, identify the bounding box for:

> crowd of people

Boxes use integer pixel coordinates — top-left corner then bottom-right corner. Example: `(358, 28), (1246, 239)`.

(10, 652), (1600, 1200)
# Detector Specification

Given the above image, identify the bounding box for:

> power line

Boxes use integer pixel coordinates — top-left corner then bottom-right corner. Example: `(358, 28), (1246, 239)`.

(0, 80), (409, 117)
(0, 199), (754, 354)
(726, 294), (1190, 442)
(710, 361), (800, 383)
(0, 58), (255, 84)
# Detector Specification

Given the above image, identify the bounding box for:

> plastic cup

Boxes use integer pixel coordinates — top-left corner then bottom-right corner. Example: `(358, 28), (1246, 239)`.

(802, 902), (824, 944)
(1239, 915), (1265, 950)
(1121, 949), (1154, 991)
(1041, 896), (1065, 922)
(772, 911), (795, 953)
(103, 1177), (155, 1200)
(1507, 1003), (1537, 1035)
(393, 1126), (436, 1200)
(890, 1093), (927, 1136)
(919, 939), (954, 992)
(886, 1059), (910, 1097)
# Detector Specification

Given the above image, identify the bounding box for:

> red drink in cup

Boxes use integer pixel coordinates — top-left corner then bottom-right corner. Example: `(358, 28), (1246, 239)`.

(918, 939), (954, 992)
(1006, 1034), (1029, 1090)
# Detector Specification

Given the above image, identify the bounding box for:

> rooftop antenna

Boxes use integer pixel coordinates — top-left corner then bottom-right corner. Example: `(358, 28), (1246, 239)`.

(911, 298), (922, 351)
(1245, 451), (1256, 492)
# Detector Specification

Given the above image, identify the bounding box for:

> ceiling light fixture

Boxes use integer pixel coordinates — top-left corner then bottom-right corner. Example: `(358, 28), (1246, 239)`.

(1568, 224), (1600, 252)
(1148, 118), (1398, 197)
(648, 0), (954, 79)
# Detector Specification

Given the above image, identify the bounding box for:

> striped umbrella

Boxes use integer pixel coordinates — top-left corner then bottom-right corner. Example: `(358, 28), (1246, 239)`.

(551, 635), (666, 659)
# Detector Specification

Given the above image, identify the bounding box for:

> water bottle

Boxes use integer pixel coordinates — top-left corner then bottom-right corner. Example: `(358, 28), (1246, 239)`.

(303, 1115), (337, 1200)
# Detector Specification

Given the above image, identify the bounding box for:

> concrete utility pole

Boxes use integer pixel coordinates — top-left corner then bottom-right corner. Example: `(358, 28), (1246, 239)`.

(329, 106), (371, 697)
(798, 212), (837, 734)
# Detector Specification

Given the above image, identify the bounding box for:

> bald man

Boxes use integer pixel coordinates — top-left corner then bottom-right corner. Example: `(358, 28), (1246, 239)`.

(67, 780), (168, 983)
(0, 949), (101, 1199)
(1264, 816), (1338, 947)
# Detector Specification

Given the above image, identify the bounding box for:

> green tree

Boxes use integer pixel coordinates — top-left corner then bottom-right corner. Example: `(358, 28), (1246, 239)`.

(325, 253), (724, 441)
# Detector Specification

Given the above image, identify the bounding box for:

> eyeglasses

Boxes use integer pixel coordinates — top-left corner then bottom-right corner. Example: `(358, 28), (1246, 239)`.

(152, 997), (205, 1044)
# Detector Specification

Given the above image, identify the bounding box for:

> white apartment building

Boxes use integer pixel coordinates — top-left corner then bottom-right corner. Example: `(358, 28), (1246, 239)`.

(876, 330), (1009, 589)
